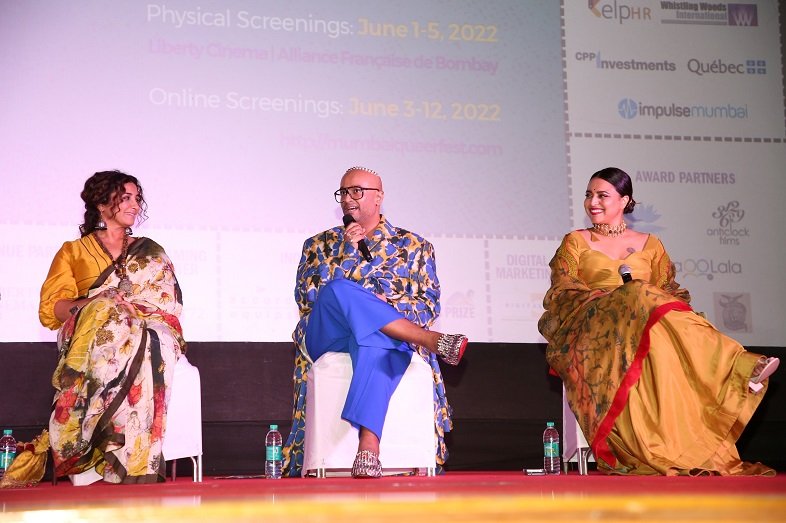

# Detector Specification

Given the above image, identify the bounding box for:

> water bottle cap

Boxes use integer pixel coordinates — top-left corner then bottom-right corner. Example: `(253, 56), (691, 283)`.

(270, 424), (278, 430)
(2, 429), (11, 435)
(546, 422), (555, 427)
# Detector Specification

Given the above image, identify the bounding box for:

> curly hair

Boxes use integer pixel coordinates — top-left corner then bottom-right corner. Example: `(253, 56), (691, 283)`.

(79, 170), (148, 236)
(590, 167), (637, 214)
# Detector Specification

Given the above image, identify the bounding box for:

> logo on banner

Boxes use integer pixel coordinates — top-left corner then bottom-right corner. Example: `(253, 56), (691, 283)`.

(617, 98), (748, 120)
(575, 51), (676, 72)
(659, 2), (758, 27)
(496, 254), (551, 281)
(686, 58), (766, 76)
(618, 98), (638, 119)
(709, 200), (748, 246)
(628, 203), (664, 233)
(444, 290), (476, 320)
(588, 1), (652, 23)
(714, 292), (752, 333)
(745, 59), (766, 74)
(727, 4), (758, 26)
(674, 258), (742, 280)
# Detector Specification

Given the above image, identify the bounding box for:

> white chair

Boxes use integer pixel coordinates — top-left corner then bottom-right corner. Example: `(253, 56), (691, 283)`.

(303, 351), (436, 477)
(162, 354), (203, 482)
(561, 385), (594, 475)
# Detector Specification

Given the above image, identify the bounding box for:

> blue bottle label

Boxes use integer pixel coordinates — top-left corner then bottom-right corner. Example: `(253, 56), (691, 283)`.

(0, 451), (16, 470)
(544, 441), (559, 458)
(266, 445), (282, 461)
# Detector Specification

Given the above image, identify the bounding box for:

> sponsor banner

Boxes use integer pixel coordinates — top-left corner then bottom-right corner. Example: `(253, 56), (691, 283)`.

(217, 230), (302, 342)
(584, 0), (762, 27)
(146, 227), (222, 341)
(0, 225), (76, 342)
(486, 238), (556, 342)
(565, 1), (784, 137)
(429, 237), (490, 341)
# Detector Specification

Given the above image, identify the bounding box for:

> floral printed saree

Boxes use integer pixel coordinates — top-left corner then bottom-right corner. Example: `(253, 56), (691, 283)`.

(40, 236), (184, 483)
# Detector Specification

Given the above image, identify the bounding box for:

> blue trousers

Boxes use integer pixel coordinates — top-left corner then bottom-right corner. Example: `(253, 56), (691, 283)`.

(305, 279), (413, 440)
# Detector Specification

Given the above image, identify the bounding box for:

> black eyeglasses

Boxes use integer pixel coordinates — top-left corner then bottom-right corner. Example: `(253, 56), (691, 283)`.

(334, 186), (380, 203)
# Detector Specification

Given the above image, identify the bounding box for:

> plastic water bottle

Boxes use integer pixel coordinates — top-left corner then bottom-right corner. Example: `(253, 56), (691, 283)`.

(0, 429), (17, 478)
(265, 424), (283, 479)
(543, 421), (561, 474)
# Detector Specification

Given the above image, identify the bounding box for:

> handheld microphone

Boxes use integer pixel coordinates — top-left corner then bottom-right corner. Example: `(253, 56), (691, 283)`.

(619, 264), (632, 284)
(342, 214), (373, 262)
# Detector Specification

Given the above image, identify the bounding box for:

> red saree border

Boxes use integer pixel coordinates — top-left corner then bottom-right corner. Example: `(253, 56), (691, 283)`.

(591, 300), (693, 468)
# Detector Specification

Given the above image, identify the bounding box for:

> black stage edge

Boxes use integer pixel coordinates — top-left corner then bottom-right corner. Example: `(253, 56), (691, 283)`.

(2, 342), (784, 477)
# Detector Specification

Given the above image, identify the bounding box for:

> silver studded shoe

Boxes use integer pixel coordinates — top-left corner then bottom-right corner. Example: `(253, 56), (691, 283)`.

(351, 449), (382, 478)
(436, 334), (469, 366)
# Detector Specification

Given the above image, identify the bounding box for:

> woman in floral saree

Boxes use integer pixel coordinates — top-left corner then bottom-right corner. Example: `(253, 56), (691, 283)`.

(39, 170), (185, 484)
(538, 167), (778, 476)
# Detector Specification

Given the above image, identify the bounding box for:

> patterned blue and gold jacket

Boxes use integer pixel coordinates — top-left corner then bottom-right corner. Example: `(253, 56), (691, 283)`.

(294, 214), (440, 349)
(283, 215), (453, 476)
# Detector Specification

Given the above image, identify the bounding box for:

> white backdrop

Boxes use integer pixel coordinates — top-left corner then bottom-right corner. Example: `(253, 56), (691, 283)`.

(1, 0), (784, 345)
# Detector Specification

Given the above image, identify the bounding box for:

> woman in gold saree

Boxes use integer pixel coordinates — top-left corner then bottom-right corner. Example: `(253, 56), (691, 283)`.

(39, 170), (185, 484)
(538, 167), (778, 476)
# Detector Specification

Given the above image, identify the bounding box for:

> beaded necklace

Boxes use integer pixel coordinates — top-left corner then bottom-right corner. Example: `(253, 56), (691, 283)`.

(591, 222), (627, 238)
(93, 231), (132, 293)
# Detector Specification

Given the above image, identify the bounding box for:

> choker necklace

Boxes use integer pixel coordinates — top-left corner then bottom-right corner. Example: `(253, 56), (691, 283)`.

(94, 231), (132, 294)
(592, 222), (627, 238)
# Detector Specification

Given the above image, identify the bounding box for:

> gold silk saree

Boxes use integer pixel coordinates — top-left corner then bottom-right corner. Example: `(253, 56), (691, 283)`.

(539, 231), (773, 476)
